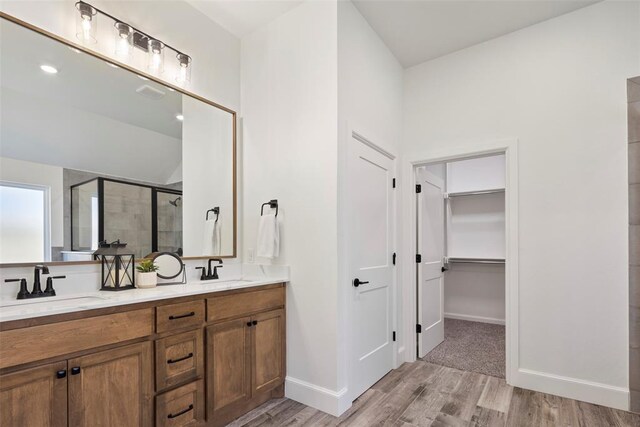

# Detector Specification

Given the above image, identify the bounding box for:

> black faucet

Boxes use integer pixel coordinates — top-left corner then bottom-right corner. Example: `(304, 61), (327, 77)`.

(5, 266), (62, 300)
(196, 259), (224, 281)
(207, 258), (223, 280)
(32, 265), (49, 296)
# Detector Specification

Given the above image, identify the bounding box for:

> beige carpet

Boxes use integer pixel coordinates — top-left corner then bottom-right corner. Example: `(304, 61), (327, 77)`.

(422, 318), (505, 378)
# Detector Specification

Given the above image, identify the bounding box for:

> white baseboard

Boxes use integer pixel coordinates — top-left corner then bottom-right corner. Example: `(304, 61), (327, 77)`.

(285, 376), (350, 416)
(513, 368), (629, 411)
(444, 312), (505, 325)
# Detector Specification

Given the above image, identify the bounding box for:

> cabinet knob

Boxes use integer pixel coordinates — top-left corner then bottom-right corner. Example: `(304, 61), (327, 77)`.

(71, 367), (81, 375)
(56, 370), (66, 379)
(246, 321), (252, 327)
(252, 320), (258, 326)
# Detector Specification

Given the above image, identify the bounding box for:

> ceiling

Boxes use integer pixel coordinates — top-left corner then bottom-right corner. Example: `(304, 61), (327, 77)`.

(352, 0), (600, 68)
(186, 0), (304, 37)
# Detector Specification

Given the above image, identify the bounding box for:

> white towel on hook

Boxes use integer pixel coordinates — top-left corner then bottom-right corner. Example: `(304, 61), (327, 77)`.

(203, 218), (221, 256)
(257, 213), (279, 259)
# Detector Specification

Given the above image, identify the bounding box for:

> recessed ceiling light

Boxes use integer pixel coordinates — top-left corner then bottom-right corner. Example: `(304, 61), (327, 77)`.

(176, 114), (184, 121)
(69, 47), (81, 54)
(167, 88), (175, 92)
(40, 65), (58, 74)
(138, 76), (149, 81)
(107, 63), (119, 69)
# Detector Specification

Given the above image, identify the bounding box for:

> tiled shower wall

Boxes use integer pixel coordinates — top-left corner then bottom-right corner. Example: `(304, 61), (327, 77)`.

(629, 77), (640, 413)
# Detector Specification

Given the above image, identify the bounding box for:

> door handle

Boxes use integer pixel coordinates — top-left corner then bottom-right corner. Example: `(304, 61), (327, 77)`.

(353, 278), (369, 287)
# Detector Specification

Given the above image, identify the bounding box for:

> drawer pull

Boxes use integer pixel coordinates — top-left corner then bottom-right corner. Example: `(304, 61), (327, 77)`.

(167, 352), (194, 364)
(169, 311), (195, 320)
(167, 404), (194, 419)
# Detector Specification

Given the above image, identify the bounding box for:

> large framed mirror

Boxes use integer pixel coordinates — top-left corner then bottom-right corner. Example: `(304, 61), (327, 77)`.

(0, 14), (236, 265)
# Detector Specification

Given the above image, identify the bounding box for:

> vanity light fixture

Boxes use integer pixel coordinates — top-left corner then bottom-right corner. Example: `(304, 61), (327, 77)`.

(40, 65), (58, 74)
(176, 53), (192, 84)
(147, 39), (165, 74)
(74, 1), (192, 84)
(114, 22), (133, 59)
(75, 2), (97, 44)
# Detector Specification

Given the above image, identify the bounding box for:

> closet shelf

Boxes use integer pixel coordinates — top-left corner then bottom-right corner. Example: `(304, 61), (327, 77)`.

(446, 257), (505, 264)
(445, 188), (505, 198)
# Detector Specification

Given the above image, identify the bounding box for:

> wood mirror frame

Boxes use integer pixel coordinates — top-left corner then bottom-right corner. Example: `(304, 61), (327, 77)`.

(0, 12), (237, 267)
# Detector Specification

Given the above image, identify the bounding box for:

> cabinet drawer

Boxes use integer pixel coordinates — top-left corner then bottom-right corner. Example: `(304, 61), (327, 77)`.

(156, 300), (205, 334)
(0, 308), (153, 369)
(156, 330), (204, 391)
(207, 286), (284, 322)
(156, 380), (204, 427)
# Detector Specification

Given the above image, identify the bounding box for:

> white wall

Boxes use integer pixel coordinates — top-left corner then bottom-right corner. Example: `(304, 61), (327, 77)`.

(241, 0), (340, 414)
(0, 157), (64, 249)
(337, 0), (403, 403)
(403, 0), (639, 409)
(0, 0), (240, 111)
(240, 0), (402, 415)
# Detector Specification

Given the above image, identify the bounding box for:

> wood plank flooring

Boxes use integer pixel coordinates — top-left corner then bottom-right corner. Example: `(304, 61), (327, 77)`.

(227, 361), (640, 427)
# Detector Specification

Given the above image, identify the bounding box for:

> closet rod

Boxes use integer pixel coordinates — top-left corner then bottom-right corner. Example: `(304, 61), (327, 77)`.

(446, 188), (505, 198)
(447, 257), (505, 264)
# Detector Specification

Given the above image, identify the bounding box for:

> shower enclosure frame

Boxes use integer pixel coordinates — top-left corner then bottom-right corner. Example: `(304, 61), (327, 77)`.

(70, 177), (182, 256)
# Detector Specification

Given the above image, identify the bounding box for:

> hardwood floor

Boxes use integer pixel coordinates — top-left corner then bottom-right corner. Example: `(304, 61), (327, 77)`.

(226, 360), (640, 426)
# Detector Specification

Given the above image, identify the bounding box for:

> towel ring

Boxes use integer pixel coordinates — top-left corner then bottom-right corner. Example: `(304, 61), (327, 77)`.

(261, 199), (278, 217)
(206, 207), (220, 222)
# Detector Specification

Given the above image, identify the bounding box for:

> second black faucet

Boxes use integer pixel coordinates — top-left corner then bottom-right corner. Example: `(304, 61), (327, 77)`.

(196, 258), (223, 281)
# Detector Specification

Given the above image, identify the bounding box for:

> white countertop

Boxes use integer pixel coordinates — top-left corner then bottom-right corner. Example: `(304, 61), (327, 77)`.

(0, 277), (287, 323)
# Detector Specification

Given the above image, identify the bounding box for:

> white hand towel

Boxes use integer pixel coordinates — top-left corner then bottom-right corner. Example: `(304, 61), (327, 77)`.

(202, 218), (221, 256)
(257, 213), (279, 259)
(212, 219), (222, 256)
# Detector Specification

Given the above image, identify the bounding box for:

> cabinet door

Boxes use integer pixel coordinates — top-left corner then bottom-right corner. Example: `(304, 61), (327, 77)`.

(68, 342), (153, 427)
(252, 309), (285, 394)
(206, 317), (251, 416)
(0, 361), (67, 427)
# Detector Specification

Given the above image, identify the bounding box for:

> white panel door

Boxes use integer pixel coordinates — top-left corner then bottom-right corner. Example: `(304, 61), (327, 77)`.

(417, 168), (445, 358)
(348, 134), (394, 400)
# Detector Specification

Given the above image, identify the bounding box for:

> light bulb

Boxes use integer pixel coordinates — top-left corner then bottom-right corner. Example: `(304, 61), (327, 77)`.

(75, 2), (97, 44)
(175, 53), (191, 84)
(147, 39), (164, 74)
(114, 22), (133, 59)
(81, 18), (92, 40)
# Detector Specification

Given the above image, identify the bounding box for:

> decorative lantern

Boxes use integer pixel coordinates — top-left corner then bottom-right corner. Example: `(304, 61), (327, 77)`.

(94, 240), (135, 291)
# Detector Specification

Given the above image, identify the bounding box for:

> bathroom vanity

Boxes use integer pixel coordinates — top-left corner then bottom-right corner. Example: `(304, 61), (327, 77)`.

(0, 281), (286, 427)
(0, 9), (288, 427)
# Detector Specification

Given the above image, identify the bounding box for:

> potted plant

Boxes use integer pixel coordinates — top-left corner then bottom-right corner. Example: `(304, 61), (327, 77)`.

(136, 259), (159, 288)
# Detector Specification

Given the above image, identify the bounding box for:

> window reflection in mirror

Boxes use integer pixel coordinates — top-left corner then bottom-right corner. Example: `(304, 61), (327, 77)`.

(0, 17), (235, 264)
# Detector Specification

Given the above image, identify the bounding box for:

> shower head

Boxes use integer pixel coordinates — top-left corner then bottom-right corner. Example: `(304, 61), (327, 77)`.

(169, 196), (182, 207)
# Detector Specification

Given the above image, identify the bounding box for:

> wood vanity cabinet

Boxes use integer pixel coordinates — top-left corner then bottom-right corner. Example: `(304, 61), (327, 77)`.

(0, 361), (68, 427)
(67, 342), (154, 427)
(0, 283), (286, 427)
(206, 288), (286, 427)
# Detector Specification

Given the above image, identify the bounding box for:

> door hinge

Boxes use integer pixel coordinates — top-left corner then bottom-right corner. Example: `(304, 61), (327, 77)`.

(392, 252), (396, 265)
(416, 324), (422, 334)
(392, 178), (396, 188)
(416, 254), (422, 263)
(392, 331), (396, 342)
(415, 184), (422, 193)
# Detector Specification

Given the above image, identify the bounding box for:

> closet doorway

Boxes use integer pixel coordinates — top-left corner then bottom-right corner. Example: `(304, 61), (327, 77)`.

(416, 153), (507, 379)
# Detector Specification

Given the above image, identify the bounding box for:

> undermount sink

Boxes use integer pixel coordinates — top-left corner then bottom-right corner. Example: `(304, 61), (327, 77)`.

(0, 295), (108, 308)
